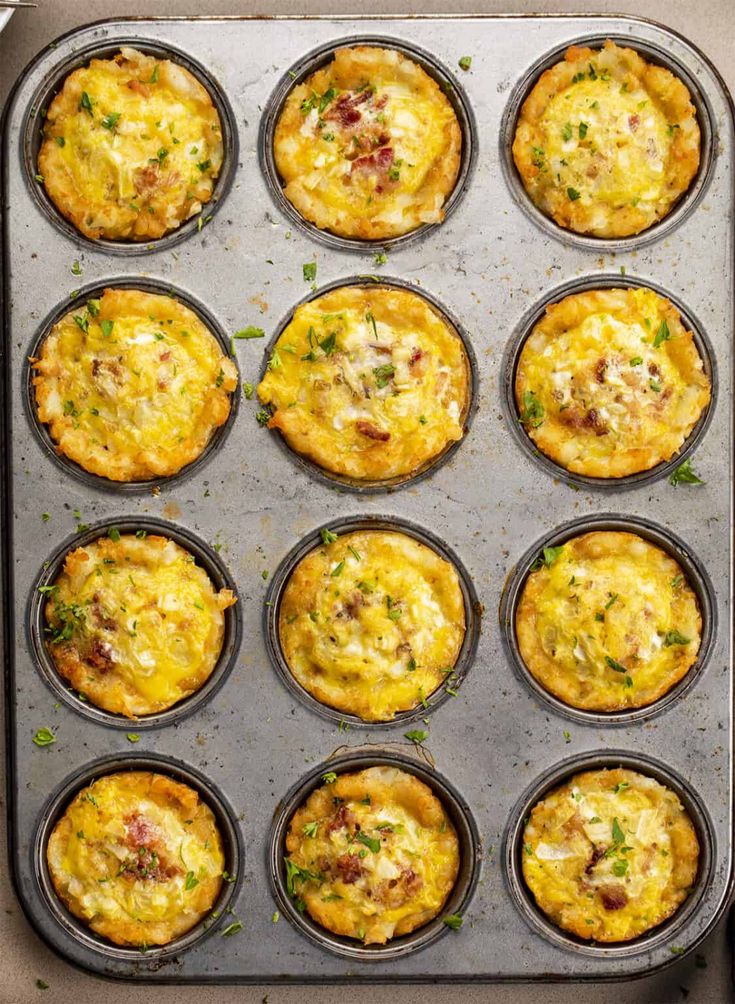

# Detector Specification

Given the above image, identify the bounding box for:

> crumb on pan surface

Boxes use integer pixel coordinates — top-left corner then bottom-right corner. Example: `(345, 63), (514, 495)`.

(43, 533), (236, 717)
(33, 287), (238, 482)
(516, 530), (702, 711)
(284, 765), (460, 943)
(47, 771), (225, 946)
(512, 40), (701, 238)
(257, 284), (470, 482)
(279, 529), (466, 721)
(39, 46), (224, 241)
(515, 286), (711, 478)
(273, 46), (462, 239)
(522, 766), (699, 942)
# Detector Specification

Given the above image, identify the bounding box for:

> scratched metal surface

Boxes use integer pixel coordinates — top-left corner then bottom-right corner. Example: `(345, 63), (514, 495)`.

(1, 14), (732, 984)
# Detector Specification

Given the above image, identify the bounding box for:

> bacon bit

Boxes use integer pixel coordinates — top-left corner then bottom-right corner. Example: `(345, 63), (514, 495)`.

(562, 812), (586, 837)
(134, 163), (159, 194)
(594, 358), (607, 384)
(91, 358), (122, 380)
(326, 804), (357, 835)
(124, 812), (157, 849)
(127, 79), (151, 98)
(400, 867), (423, 896)
(628, 113), (640, 132)
(584, 409), (609, 436)
(160, 351), (171, 362)
(356, 420), (390, 442)
(374, 94), (388, 110)
(585, 845), (606, 875)
(648, 362), (660, 376)
(599, 884), (628, 911)
(335, 853), (364, 883)
(350, 146), (394, 177)
(339, 592), (364, 621)
(87, 638), (114, 671)
(328, 94), (363, 127)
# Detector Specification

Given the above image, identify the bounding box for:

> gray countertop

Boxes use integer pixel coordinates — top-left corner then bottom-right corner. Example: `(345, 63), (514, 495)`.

(1, 1), (733, 1001)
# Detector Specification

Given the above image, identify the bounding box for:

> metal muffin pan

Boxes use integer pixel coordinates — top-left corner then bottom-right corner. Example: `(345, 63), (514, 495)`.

(257, 274), (479, 493)
(23, 275), (242, 493)
(2, 14), (732, 984)
(498, 32), (717, 253)
(500, 273), (718, 492)
(263, 513), (481, 728)
(28, 515), (242, 730)
(269, 748), (482, 961)
(22, 37), (239, 255)
(258, 34), (478, 254)
(498, 513), (718, 727)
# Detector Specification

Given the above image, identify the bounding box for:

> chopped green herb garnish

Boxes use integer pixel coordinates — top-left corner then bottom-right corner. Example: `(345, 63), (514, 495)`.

(101, 111), (120, 131)
(520, 389), (544, 428)
(669, 459), (704, 486)
(356, 832), (381, 853)
(126, 733), (140, 743)
(663, 630), (690, 647)
(320, 528), (339, 544)
(32, 727), (55, 747)
(458, 56), (472, 71)
(605, 655), (627, 673)
(404, 729), (428, 744)
(303, 261), (317, 282)
(653, 319), (671, 348)
(567, 187), (581, 201)
(531, 545), (564, 570)
(443, 914), (463, 930)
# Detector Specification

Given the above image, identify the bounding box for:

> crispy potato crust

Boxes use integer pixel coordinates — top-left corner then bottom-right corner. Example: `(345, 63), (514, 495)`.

(515, 287), (711, 478)
(516, 531), (702, 711)
(285, 766), (459, 943)
(257, 285), (469, 481)
(39, 47), (223, 241)
(33, 287), (238, 482)
(279, 530), (466, 721)
(274, 46), (462, 239)
(44, 534), (236, 717)
(47, 771), (224, 946)
(512, 41), (701, 237)
(522, 767), (699, 942)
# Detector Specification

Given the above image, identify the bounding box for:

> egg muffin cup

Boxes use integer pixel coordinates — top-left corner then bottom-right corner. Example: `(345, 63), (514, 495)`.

(34, 753), (243, 959)
(499, 514), (716, 725)
(269, 750), (481, 959)
(259, 37), (476, 251)
(264, 515), (480, 727)
(504, 751), (711, 955)
(25, 278), (240, 491)
(501, 35), (713, 249)
(256, 277), (478, 492)
(29, 517), (241, 729)
(26, 41), (238, 251)
(502, 275), (716, 490)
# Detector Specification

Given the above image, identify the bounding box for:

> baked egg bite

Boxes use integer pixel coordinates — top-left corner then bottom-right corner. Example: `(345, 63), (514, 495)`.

(278, 529), (466, 721)
(47, 771), (225, 947)
(32, 287), (238, 482)
(43, 532), (236, 718)
(512, 40), (701, 238)
(38, 46), (224, 241)
(515, 531), (702, 712)
(515, 286), (711, 478)
(257, 285), (470, 482)
(273, 45), (462, 240)
(284, 766), (459, 944)
(522, 767), (699, 942)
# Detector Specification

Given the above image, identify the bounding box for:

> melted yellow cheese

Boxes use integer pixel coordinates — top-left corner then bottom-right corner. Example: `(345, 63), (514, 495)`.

(44, 534), (236, 718)
(516, 287), (711, 478)
(273, 46), (461, 239)
(516, 531), (702, 711)
(513, 41), (700, 237)
(33, 287), (238, 482)
(285, 766), (459, 943)
(39, 47), (223, 241)
(279, 530), (465, 721)
(47, 771), (224, 947)
(522, 767), (699, 942)
(257, 285), (469, 482)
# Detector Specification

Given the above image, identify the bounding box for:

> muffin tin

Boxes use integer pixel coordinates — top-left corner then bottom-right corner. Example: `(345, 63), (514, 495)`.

(2, 14), (732, 984)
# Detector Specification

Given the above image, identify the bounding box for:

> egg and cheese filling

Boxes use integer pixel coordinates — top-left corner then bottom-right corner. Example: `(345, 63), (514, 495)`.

(47, 771), (225, 947)
(257, 285), (469, 481)
(512, 41), (700, 237)
(273, 46), (462, 239)
(516, 287), (711, 478)
(39, 46), (223, 241)
(33, 288), (238, 482)
(44, 533), (236, 718)
(522, 768), (699, 942)
(515, 531), (702, 712)
(285, 766), (459, 944)
(279, 529), (465, 721)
